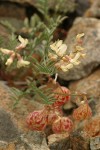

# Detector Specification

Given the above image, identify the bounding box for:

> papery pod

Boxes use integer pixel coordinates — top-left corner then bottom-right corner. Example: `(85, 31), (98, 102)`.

(47, 111), (58, 125)
(47, 108), (63, 125)
(73, 103), (92, 121)
(84, 117), (100, 137)
(53, 86), (70, 107)
(52, 117), (73, 134)
(26, 109), (48, 131)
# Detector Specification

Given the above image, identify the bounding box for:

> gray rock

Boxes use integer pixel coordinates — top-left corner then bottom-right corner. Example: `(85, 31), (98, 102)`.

(0, 108), (20, 142)
(69, 69), (100, 99)
(0, 130), (50, 150)
(20, 131), (50, 150)
(0, 81), (49, 149)
(58, 17), (100, 81)
(48, 131), (90, 150)
(76, 0), (90, 16)
(85, 0), (100, 18)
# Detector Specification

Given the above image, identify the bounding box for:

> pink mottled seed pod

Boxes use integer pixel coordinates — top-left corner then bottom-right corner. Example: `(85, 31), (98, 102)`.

(73, 103), (92, 121)
(53, 86), (70, 107)
(26, 109), (48, 131)
(52, 117), (73, 133)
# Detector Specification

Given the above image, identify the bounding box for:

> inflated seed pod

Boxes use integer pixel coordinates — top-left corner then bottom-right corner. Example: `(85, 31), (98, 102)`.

(26, 109), (48, 131)
(73, 103), (92, 121)
(52, 117), (73, 134)
(53, 86), (70, 107)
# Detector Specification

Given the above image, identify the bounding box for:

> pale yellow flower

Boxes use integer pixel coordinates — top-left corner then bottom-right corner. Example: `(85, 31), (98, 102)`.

(53, 33), (85, 72)
(0, 48), (13, 55)
(5, 58), (13, 66)
(75, 46), (84, 51)
(70, 52), (81, 62)
(61, 64), (73, 72)
(76, 33), (84, 41)
(49, 40), (67, 60)
(0, 36), (29, 68)
(17, 58), (30, 68)
(16, 35), (28, 50)
(5, 53), (15, 66)
(81, 53), (86, 57)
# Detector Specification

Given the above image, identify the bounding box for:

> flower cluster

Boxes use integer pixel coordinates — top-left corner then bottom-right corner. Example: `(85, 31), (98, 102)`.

(0, 36), (30, 68)
(49, 40), (67, 60)
(49, 33), (85, 72)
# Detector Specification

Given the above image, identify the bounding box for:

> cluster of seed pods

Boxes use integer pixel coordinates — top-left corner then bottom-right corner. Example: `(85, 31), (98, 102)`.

(27, 86), (73, 133)
(26, 86), (92, 133)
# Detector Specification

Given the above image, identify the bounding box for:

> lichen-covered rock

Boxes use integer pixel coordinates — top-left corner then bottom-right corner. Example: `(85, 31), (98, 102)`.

(90, 136), (100, 150)
(0, 141), (8, 149)
(0, 131), (50, 150)
(19, 131), (50, 150)
(48, 131), (90, 150)
(59, 17), (100, 81)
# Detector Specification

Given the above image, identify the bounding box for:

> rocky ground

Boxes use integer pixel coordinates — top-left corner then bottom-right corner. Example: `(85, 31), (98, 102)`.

(0, 0), (100, 150)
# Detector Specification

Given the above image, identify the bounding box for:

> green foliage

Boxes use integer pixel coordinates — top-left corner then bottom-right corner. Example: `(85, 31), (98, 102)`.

(0, 0), (75, 106)
(10, 87), (25, 108)
(27, 81), (56, 104)
(36, 0), (49, 19)
(32, 57), (56, 75)
(0, 20), (16, 33)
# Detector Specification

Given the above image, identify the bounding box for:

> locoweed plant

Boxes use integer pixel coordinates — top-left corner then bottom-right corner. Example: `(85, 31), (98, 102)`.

(0, 0), (92, 135)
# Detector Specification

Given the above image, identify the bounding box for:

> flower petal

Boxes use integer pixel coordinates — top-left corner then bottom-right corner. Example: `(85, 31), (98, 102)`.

(0, 48), (13, 55)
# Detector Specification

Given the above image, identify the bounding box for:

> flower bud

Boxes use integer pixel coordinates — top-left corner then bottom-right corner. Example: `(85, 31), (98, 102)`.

(52, 117), (73, 133)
